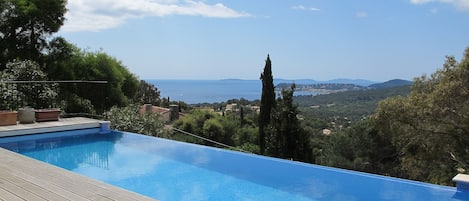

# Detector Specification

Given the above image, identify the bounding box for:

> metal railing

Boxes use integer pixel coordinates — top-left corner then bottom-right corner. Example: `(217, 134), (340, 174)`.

(172, 127), (249, 153)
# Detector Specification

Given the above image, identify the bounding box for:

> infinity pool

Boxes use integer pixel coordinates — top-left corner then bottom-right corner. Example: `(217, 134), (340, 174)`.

(0, 129), (466, 201)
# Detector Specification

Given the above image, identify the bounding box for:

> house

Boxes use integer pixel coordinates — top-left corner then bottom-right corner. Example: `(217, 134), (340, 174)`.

(140, 104), (180, 123)
(249, 105), (260, 113)
(225, 103), (238, 112)
(323, 129), (332, 135)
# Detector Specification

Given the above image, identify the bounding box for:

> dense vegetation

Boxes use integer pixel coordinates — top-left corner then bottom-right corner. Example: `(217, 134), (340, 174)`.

(296, 85), (412, 128)
(1, 0), (468, 187)
(0, 0), (166, 133)
(0, 0), (161, 114)
(277, 83), (367, 92)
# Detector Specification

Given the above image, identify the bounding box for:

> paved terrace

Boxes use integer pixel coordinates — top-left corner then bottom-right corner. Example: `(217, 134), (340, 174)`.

(0, 117), (157, 201)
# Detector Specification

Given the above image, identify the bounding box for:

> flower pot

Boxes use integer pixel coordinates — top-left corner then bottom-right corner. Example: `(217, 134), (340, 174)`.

(35, 109), (61, 122)
(18, 107), (35, 124)
(0, 111), (18, 126)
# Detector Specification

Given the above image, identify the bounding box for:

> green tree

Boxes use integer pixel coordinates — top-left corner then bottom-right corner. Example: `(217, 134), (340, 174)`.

(259, 54), (275, 154)
(266, 84), (310, 160)
(318, 118), (398, 175)
(0, 0), (67, 68)
(375, 48), (469, 185)
(65, 51), (139, 113)
(103, 104), (164, 137)
(240, 106), (245, 126)
(133, 80), (161, 106)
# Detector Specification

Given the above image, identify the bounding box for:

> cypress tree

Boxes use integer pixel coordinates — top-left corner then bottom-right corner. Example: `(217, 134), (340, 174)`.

(240, 106), (244, 127)
(259, 55), (275, 154)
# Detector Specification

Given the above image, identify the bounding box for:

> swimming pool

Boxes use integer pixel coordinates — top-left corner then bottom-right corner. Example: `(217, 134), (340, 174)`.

(0, 129), (466, 201)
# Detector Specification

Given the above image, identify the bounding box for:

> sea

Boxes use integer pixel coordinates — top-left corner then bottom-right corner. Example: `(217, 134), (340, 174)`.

(146, 79), (315, 104)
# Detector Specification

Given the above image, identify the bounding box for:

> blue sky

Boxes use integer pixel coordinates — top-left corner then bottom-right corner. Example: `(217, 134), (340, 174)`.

(58, 0), (469, 82)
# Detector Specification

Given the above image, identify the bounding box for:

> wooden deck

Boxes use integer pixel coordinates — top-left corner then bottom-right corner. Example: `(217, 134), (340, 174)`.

(0, 118), (157, 201)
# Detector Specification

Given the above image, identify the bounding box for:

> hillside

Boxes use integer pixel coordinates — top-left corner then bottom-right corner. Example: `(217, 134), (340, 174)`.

(277, 83), (367, 94)
(274, 78), (376, 87)
(295, 85), (412, 127)
(368, 79), (413, 89)
(277, 79), (410, 95)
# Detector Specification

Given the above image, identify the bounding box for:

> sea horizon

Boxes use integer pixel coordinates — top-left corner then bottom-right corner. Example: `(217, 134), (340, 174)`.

(146, 78), (380, 104)
(147, 79), (262, 104)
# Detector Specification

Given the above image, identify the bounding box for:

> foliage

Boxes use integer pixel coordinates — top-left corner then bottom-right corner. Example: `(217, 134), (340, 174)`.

(0, 71), (21, 110)
(1, 0), (141, 114)
(45, 46), (140, 113)
(259, 54), (275, 154)
(103, 104), (164, 137)
(278, 83), (367, 92)
(2, 60), (57, 109)
(133, 80), (161, 106)
(318, 118), (398, 175)
(374, 48), (469, 185)
(173, 108), (259, 152)
(296, 85), (411, 128)
(266, 84), (310, 161)
(0, 0), (67, 68)
(173, 110), (232, 147)
(60, 94), (95, 114)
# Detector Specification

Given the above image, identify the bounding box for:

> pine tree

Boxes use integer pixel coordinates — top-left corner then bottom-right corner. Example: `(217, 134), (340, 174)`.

(259, 55), (275, 154)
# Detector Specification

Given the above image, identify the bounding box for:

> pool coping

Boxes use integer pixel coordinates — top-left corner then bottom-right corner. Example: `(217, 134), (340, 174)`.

(453, 174), (469, 192)
(0, 117), (109, 137)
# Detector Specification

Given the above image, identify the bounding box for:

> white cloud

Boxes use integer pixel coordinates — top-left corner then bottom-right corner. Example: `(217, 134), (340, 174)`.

(355, 12), (368, 18)
(291, 5), (321, 12)
(410, 0), (469, 10)
(62, 0), (251, 32)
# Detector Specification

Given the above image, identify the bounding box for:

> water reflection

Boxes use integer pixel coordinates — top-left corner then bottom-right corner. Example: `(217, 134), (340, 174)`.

(0, 132), (122, 170)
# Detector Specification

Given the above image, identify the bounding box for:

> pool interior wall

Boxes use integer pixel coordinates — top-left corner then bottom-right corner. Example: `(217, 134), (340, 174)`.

(0, 128), (468, 201)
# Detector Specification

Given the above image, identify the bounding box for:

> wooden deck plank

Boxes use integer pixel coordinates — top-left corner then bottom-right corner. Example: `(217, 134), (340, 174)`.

(0, 148), (156, 201)
(0, 175), (67, 201)
(0, 178), (46, 201)
(0, 184), (24, 201)
(0, 166), (87, 201)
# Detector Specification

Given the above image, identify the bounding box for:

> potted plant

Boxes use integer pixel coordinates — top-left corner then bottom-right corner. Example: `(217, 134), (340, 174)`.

(34, 90), (60, 122)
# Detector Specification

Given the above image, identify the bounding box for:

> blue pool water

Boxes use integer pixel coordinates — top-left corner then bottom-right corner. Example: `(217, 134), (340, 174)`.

(0, 129), (467, 201)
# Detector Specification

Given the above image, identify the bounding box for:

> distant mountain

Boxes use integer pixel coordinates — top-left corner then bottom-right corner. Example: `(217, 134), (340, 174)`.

(274, 78), (376, 86)
(324, 79), (376, 87)
(369, 79), (413, 89)
(274, 79), (319, 85)
(277, 83), (367, 94)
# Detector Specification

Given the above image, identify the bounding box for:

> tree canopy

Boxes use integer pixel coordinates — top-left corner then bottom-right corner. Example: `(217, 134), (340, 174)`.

(374, 48), (469, 185)
(0, 0), (67, 68)
(0, 0), (152, 114)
